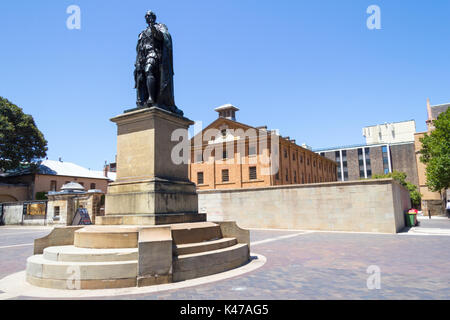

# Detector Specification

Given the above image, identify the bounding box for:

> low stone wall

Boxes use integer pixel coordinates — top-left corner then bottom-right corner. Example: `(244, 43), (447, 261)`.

(199, 179), (410, 234)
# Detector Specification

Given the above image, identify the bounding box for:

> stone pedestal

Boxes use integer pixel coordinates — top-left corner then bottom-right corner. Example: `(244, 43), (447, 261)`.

(25, 107), (249, 291)
(101, 107), (205, 225)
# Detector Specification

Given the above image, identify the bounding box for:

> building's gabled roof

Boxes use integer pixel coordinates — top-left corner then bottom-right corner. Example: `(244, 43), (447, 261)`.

(1, 160), (115, 181)
(190, 117), (264, 145)
(189, 117), (335, 161)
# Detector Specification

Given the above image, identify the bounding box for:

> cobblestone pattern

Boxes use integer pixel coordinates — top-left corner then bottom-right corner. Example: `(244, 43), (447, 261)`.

(1, 222), (449, 300)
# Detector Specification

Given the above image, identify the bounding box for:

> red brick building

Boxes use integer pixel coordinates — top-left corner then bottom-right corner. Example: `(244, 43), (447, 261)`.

(189, 105), (337, 190)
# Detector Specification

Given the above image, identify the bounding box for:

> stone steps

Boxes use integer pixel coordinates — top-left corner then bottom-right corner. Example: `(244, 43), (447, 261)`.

(26, 253), (138, 289)
(173, 243), (249, 282)
(171, 222), (222, 245)
(174, 237), (237, 256)
(26, 221), (250, 290)
(43, 246), (138, 262)
(26, 273), (137, 290)
(72, 222), (223, 249)
(74, 226), (140, 249)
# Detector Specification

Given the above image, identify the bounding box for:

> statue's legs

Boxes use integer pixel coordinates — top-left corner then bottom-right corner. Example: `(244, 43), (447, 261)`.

(136, 76), (148, 107)
(145, 60), (159, 107)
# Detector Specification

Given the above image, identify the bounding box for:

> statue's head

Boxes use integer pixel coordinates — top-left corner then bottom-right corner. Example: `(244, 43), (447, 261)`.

(145, 11), (157, 25)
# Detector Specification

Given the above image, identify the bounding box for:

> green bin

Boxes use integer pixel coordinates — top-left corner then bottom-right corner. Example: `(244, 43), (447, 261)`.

(405, 213), (416, 227)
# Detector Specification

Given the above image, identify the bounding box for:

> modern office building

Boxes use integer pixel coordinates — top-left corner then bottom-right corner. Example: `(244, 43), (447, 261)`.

(315, 120), (419, 187)
(362, 120), (416, 145)
(189, 104), (337, 190)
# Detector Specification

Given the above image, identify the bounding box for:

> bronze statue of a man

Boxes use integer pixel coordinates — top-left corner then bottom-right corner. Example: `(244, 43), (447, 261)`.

(134, 11), (183, 116)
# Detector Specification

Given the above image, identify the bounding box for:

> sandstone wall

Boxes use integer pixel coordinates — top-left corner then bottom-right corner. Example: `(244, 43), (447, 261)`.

(199, 179), (410, 234)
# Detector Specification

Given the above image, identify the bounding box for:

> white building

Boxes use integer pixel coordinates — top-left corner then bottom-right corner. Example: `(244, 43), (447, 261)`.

(362, 120), (416, 145)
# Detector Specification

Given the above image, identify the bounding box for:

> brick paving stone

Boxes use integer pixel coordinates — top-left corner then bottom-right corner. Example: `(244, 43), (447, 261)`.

(1, 227), (449, 300)
(250, 230), (302, 243)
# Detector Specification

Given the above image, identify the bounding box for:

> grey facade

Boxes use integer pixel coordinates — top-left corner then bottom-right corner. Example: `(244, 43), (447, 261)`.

(316, 142), (418, 187)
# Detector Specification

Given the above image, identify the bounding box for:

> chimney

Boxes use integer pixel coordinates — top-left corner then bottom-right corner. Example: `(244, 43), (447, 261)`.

(104, 164), (109, 177)
(426, 98), (433, 131)
(301, 143), (312, 151)
(214, 104), (239, 121)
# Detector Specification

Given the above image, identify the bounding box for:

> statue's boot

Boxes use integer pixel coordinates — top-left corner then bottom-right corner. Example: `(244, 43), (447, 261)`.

(145, 99), (156, 108)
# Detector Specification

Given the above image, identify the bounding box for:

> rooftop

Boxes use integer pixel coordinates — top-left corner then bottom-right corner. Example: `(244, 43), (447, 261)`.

(214, 104), (240, 112)
(313, 143), (369, 152)
(363, 119), (416, 129)
(1, 160), (116, 181)
(313, 141), (414, 152)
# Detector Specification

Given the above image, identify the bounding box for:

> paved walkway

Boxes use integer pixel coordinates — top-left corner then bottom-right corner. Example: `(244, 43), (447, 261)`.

(0, 220), (449, 300)
(402, 216), (450, 236)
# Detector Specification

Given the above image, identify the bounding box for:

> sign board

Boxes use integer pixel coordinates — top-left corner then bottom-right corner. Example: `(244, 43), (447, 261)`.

(22, 201), (47, 221)
(72, 208), (92, 225)
(27, 203), (46, 216)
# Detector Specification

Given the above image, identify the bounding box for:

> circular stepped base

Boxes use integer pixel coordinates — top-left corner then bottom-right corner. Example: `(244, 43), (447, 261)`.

(26, 222), (250, 290)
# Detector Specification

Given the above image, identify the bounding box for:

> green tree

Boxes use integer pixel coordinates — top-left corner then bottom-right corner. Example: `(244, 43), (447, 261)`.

(0, 97), (48, 171)
(419, 108), (450, 193)
(373, 171), (422, 208)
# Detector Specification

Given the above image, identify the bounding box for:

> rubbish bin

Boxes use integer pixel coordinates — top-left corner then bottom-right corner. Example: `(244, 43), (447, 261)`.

(405, 209), (418, 227)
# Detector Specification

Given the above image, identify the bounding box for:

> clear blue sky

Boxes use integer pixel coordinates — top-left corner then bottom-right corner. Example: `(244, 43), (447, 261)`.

(1, 0), (449, 170)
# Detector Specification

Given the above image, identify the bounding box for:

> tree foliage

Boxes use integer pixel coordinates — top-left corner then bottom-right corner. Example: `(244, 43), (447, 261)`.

(0, 97), (48, 171)
(373, 171), (422, 208)
(419, 108), (450, 193)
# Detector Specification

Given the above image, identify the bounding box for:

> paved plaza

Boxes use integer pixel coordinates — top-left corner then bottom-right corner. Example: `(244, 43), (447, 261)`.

(0, 218), (449, 300)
